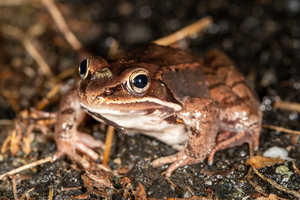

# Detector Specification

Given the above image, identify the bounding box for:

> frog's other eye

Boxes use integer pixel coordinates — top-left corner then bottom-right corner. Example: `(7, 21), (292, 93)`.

(79, 58), (90, 79)
(127, 69), (151, 94)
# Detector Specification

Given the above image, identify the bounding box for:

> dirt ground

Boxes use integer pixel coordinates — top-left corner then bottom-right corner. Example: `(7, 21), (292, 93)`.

(1, 0), (300, 199)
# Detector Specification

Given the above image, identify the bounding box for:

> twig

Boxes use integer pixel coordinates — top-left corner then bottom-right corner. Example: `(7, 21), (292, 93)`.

(52, 67), (77, 81)
(1, 135), (11, 154)
(185, 186), (196, 196)
(61, 186), (82, 192)
(253, 167), (300, 198)
(22, 124), (34, 155)
(0, 0), (30, 6)
(12, 175), (19, 200)
(10, 128), (22, 155)
(165, 177), (183, 194)
(245, 167), (268, 197)
(69, 194), (88, 199)
(248, 142), (253, 158)
(0, 156), (52, 181)
(102, 126), (115, 165)
(0, 89), (20, 112)
(20, 188), (35, 200)
(36, 83), (62, 110)
(22, 39), (55, 80)
(262, 124), (300, 135)
(41, 0), (83, 51)
(293, 161), (300, 176)
(152, 16), (212, 46)
(0, 119), (14, 126)
(274, 101), (300, 113)
(48, 184), (54, 200)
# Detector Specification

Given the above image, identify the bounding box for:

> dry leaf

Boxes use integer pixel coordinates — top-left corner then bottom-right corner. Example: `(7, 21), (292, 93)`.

(255, 193), (289, 200)
(245, 156), (285, 168)
(132, 182), (147, 200)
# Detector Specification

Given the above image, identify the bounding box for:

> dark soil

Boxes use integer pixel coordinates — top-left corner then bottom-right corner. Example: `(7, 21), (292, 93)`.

(1, 0), (300, 199)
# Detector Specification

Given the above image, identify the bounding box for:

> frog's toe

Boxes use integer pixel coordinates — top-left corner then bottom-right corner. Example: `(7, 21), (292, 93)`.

(152, 151), (184, 167)
(165, 158), (199, 177)
(165, 161), (187, 177)
(69, 153), (90, 169)
(55, 135), (100, 167)
(75, 142), (99, 160)
(78, 132), (105, 150)
(153, 151), (203, 177)
(207, 131), (249, 165)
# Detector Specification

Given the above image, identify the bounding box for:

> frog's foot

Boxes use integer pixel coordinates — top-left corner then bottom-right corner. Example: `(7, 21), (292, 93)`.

(207, 131), (254, 165)
(54, 132), (105, 169)
(152, 151), (203, 177)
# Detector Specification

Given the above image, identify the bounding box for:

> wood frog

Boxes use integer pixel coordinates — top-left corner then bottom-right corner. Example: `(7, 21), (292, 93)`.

(54, 44), (262, 176)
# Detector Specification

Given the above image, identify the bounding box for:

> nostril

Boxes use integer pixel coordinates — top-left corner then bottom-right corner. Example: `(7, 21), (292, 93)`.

(105, 88), (114, 95)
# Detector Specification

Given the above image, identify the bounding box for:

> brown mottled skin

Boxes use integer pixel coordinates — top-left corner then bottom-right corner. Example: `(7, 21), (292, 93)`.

(53, 44), (262, 176)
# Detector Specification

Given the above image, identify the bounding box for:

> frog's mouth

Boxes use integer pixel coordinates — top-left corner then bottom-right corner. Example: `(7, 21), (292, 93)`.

(87, 111), (130, 135)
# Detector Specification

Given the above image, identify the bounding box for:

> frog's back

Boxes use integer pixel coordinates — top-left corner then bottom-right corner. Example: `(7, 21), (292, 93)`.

(125, 44), (202, 67)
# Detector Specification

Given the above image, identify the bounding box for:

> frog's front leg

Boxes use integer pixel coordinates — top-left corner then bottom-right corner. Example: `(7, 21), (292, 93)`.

(152, 97), (220, 177)
(53, 87), (105, 168)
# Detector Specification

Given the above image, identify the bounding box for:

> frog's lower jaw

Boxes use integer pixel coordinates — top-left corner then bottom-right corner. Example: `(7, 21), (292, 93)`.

(81, 103), (190, 145)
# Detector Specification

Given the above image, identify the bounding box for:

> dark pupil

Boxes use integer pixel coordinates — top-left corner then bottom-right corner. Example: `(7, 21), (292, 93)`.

(132, 74), (148, 88)
(79, 59), (87, 76)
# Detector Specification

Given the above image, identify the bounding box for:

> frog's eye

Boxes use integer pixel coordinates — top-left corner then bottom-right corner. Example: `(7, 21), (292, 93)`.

(79, 58), (90, 79)
(127, 69), (151, 94)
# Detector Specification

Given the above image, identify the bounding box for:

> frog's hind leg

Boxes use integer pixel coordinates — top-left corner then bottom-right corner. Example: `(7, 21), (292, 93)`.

(207, 131), (253, 165)
(204, 49), (262, 165)
(77, 132), (105, 149)
(216, 131), (231, 143)
(207, 123), (262, 165)
(153, 97), (220, 177)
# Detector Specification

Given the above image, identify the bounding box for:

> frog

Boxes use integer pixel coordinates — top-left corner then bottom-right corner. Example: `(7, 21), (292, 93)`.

(53, 44), (262, 177)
